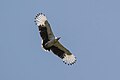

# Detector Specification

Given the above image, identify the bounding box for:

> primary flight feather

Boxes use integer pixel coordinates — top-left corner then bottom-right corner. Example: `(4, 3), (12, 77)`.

(34, 13), (76, 65)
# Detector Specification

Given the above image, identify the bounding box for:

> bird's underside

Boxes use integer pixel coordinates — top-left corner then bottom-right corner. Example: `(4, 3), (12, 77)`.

(34, 13), (76, 65)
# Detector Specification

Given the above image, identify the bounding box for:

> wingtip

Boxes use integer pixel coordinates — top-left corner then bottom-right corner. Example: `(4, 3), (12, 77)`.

(62, 54), (76, 65)
(34, 13), (47, 26)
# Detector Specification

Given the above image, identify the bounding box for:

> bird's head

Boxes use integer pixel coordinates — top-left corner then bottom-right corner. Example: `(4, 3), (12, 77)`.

(56, 37), (61, 40)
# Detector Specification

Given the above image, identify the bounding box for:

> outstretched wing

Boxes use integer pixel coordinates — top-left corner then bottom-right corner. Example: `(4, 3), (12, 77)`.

(51, 41), (76, 65)
(35, 13), (55, 51)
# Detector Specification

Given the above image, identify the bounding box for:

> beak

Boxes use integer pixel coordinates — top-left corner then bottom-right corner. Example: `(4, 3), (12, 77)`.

(57, 37), (61, 40)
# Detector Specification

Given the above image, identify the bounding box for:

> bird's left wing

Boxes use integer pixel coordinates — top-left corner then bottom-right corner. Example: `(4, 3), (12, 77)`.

(50, 41), (76, 65)
(35, 13), (55, 51)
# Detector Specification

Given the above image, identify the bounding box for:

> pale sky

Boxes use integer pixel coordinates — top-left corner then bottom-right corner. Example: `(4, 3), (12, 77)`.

(0, 0), (120, 80)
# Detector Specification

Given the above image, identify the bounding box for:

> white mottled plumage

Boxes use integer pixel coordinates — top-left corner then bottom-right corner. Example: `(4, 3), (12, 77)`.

(63, 54), (76, 65)
(35, 13), (47, 26)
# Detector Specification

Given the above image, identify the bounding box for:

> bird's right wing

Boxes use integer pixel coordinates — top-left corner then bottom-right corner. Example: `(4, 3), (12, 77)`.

(50, 41), (76, 65)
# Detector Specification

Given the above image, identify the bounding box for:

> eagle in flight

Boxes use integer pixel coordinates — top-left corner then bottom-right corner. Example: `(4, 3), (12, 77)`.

(34, 13), (76, 65)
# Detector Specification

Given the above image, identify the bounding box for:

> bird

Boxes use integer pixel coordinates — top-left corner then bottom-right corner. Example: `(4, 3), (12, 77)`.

(34, 13), (76, 65)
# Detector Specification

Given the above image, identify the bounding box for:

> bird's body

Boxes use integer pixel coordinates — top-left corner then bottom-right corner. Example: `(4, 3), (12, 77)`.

(45, 37), (60, 48)
(34, 13), (76, 65)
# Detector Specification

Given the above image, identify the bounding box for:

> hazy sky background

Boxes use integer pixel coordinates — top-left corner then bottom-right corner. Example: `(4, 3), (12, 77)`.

(0, 0), (120, 80)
